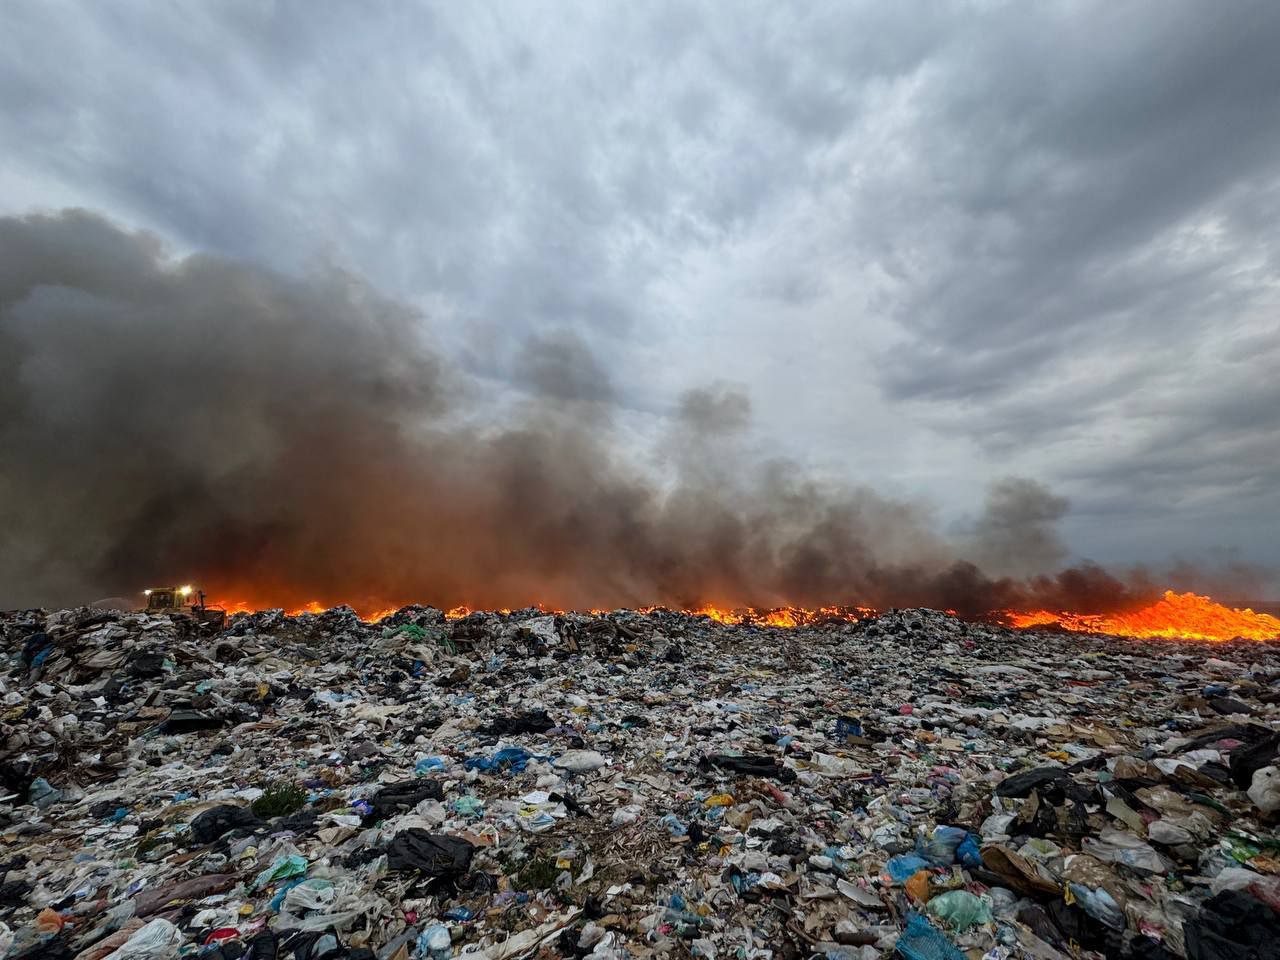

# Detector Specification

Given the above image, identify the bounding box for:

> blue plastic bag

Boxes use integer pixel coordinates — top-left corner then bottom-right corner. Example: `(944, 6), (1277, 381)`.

(464, 747), (538, 773)
(661, 814), (688, 836)
(895, 913), (966, 960)
(921, 826), (967, 867)
(415, 756), (446, 774)
(885, 853), (930, 884)
(956, 833), (983, 868)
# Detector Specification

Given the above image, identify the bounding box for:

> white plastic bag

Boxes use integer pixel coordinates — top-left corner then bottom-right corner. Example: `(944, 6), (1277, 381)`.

(103, 919), (183, 960)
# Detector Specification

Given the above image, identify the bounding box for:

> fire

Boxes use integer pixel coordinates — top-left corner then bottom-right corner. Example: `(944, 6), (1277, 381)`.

(203, 589), (1278, 641)
(689, 605), (875, 627)
(1007, 590), (1280, 642)
(211, 599), (532, 623)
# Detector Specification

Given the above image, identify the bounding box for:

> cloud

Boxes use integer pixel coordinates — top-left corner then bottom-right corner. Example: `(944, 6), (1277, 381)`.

(1, 2), (1278, 592)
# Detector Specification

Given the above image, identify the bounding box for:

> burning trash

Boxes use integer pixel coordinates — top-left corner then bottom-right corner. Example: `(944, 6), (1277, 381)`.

(1006, 591), (1280, 643)
(204, 592), (1280, 643)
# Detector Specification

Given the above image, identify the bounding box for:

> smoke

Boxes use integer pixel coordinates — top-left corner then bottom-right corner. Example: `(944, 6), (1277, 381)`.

(967, 478), (1070, 577)
(678, 385), (753, 435)
(1, 210), (1157, 615)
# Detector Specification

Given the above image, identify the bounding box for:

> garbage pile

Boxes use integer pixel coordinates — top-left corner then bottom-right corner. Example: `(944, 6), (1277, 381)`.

(3, 603), (1279, 960)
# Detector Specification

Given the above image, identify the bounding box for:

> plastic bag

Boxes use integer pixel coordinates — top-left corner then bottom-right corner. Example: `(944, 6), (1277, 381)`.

(834, 716), (863, 739)
(1184, 889), (1280, 960)
(895, 913), (966, 960)
(190, 805), (261, 844)
(986, 887), (1019, 920)
(554, 750), (607, 773)
(905, 870), (930, 904)
(610, 804), (643, 827)
(1209, 867), (1259, 895)
(1067, 883), (1125, 930)
(884, 854), (930, 884)
(251, 854), (308, 892)
(921, 826), (967, 867)
(413, 925), (450, 960)
(955, 833), (983, 868)
(276, 904), (366, 934)
(924, 891), (993, 931)
(29, 778), (64, 810)
(103, 919), (183, 960)
(464, 747), (537, 773)
(980, 813), (1015, 839)
(1248, 765), (1280, 814)
(1082, 828), (1166, 875)
(282, 878), (335, 913)
(385, 829), (474, 879)
(1148, 819), (1195, 846)
(368, 781), (444, 819)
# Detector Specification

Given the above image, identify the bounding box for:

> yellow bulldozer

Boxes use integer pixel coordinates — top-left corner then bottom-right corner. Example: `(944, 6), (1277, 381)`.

(142, 585), (226, 630)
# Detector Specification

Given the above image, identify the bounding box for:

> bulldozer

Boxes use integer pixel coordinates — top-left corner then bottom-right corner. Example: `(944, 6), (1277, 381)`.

(142, 585), (226, 631)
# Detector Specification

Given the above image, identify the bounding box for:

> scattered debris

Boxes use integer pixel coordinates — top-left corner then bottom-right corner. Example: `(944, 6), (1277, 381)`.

(2, 603), (1279, 959)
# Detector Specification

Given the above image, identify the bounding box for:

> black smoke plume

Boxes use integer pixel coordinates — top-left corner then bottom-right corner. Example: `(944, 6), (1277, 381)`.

(0, 210), (1156, 615)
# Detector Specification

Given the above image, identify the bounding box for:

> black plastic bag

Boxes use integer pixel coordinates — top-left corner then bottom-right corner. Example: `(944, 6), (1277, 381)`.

(1229, 733), (1280, 789)
(702, 754), (797, 783)
(481, 711), (556, 736)
(245, 930), (278, 960)
(163, 710), (228, 734)
(190, 804), (262, 844)
(368, 781), (445, 820)
(127, 652), (166, 678)
(995, 766), (1071, 799)
(385, 829), (474, 879)
(1184, 889), (1280, 960)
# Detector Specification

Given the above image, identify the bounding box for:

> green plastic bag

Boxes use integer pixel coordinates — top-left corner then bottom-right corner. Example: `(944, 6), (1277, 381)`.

(924, 890), (993, 931)
(251, 853), (308, 891)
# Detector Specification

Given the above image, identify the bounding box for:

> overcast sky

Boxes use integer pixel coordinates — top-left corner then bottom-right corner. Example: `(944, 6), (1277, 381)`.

(3, 1), (1278, 587)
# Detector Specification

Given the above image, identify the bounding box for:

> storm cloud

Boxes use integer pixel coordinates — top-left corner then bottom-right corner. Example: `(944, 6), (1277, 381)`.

(1, 1), (1278, 603)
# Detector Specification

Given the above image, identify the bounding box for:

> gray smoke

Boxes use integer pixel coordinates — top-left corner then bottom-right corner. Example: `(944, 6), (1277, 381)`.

(1, 210), (1147, 615)
(967, 477), (1070, 577)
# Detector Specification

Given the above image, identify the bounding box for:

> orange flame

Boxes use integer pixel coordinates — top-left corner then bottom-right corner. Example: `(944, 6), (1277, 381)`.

(204, 589), (1278, 641)
(688, 605), (875, 627)
(1007, 590), (1280, 642)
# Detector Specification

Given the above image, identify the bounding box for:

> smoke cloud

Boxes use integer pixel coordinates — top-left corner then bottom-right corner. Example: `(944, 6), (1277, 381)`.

(1, 210), (1155, 616)
(967, 478), (1070, 578)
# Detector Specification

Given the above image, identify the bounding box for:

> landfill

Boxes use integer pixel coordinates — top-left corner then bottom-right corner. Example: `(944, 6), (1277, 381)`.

(3, 603), (1280, 960)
